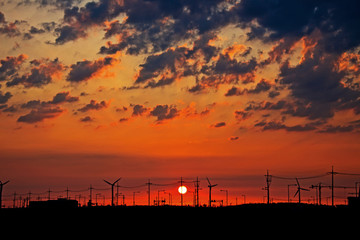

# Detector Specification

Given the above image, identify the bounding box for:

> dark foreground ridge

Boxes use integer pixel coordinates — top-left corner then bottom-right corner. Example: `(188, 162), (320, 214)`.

(1, 203), (359, 226)
(1, 203), (359, 238)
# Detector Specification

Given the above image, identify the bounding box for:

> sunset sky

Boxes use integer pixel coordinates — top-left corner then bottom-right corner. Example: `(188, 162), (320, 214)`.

(1, 0), (360, 206)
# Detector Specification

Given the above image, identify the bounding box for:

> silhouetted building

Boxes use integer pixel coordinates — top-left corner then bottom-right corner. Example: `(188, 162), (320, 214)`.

(29, 198), (78, 208)
(348, 197), (360, 207)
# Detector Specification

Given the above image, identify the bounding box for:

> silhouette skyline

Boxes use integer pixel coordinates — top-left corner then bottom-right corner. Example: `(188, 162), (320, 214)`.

(2, 167), (360, 208)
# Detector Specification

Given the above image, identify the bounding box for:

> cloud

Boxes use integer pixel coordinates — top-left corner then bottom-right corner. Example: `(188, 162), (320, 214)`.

(211, 121), (226, 128)
(234, 110), (252, 121)
(279, 51), (360, 119)
(0, 54), (28, 81)
(66, 56), (118, 82)
(255, 120), (324, 132)
(80, 116), (93, 122)
(318, 125), (354, 134)
(134, 46), (188, 87)
(0, 12), (5, 23)
(0, 91), (12, 104)
(17, 106), (64, 123)
(47, 91), (79, 104)
(21, 92), (79, 109)
(244, 100), (288, 112)
(149, 104), (178, 122)
(54, 0), (123, 44)
(99, 0), (236, 55)
(0, 21), (21, 37)
(229, 136), (239, 141)
(225, 79), (272, 96)
(131, 104), (148, 116)
(6, 58), (64, 88)
(54, 25), (87, 44)
(78, 99), (109, 112)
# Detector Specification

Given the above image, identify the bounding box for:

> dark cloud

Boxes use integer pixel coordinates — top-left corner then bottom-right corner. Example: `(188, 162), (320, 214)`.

(211, 121), (226, 128)
(255, 120), (326, 132)
(24, 22), (57, 40)
(0, 22), (21, 37)
(66, 57), (117, 82)
(234, 110), (252, 121)
(150, 104), (178, 122)
(235, 0), (360, 53)
(6, 58), (64, 88)
(80, 116), (93, 122)
(119, 117), (128, 122)
(35, 0), (83, 9)
(0, 54), (27, 81)
(244, 100), (288, 112)
(2, 105), (17, 113)
(132, 104), (148, 116)
(17, 106), (63, 123)
(0, 91), (12, 104)
(21, 100), (41, 109)
(20, 92), (78, 110)
(318, 125), (354, 134)
(225, 79), (272, 97)
(225, 86), (244, 97)
(78, 100), (109, 112)
(0, 12), (5, 23)
(54, 0), (123, 44)
(54, 25), (87, 45)
(279, 51), (360, 119)
(134, 47), (187, 87)
(48, 91), (79, 104)
(203, 54), (257, 76)
(99, 0), (236, 54)
(268, 90), (280, 99)
(229, 136), (239, 141)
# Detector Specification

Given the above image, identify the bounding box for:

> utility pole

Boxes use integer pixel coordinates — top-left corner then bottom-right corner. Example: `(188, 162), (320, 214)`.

(13, 192), (16, 208)
(48, 188), (52, 201)
(194, 177), (200, 207)
(66, 187), (70, 200)
(310, 183), (322, 205)
(220, 189), (228, 206)
(265, 170), (272, 204)
(89, 185), (93, 206)
(180, 177), (183, 206)
(146, 179), (152, 206)
(329, 166), (337, 206)
(133, 191), (140, 206)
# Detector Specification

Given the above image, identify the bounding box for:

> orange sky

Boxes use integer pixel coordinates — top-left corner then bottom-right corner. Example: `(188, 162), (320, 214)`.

(1, 0), (360, 207)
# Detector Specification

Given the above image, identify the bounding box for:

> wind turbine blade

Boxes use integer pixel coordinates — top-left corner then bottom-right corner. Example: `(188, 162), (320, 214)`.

(294, 189), (299, 197)
(3, 180), (9, 185)
(206, 177), (211, 185)
(103, 179), (112, 185)
(301, 188), (310, 191)
(212, 184), (218, 187)
(295, 178), (300, 186)
(114, 177), (122, 184)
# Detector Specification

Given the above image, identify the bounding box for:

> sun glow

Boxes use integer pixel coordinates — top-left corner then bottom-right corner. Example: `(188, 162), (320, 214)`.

(178, 186), (187, 194)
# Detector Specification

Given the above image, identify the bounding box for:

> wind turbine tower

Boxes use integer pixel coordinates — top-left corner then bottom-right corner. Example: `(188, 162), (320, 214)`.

(206, 177), (217, 207)
(104, 178), (121, 206)
(294, 178), (309, 204)
(0, 180), (9, 209)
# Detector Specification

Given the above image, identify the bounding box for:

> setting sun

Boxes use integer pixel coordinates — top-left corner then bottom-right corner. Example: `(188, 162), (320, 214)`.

(178, 186), (187, 195)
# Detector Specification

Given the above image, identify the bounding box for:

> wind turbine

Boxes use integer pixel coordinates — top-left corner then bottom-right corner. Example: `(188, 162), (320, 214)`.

(294, 178), (309, 204)
(206, 177), (217, 207)
(0, 180), (9, 209)
(104, 178), (121, 206)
